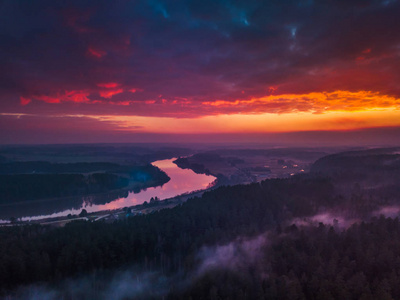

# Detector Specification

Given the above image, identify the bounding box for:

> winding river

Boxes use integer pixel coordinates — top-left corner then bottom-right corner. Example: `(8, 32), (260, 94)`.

(0, 158), (216, 222)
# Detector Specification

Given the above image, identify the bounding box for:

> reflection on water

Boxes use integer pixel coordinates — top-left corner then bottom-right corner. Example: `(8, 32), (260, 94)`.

(0, 158), (216, 222)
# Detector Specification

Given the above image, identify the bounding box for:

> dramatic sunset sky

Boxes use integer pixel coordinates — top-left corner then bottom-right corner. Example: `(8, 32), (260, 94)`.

(1, 0), (400, 144)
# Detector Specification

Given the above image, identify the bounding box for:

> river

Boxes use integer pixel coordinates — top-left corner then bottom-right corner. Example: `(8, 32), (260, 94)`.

(0, 158), (216, 223)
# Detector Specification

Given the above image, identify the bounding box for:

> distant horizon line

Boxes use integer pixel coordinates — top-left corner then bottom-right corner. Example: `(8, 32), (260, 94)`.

(1, 126), (400, 146)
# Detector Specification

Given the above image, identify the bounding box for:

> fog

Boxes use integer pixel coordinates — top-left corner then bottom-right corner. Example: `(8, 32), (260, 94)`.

(196, 234), (268, 276)
(8, 269), (170, 300)
(291, 212), (360, 230)
(6, 234), (271, 300)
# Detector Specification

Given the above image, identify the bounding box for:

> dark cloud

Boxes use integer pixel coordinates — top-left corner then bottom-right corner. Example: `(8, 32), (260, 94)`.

(1, 0), (400, 140)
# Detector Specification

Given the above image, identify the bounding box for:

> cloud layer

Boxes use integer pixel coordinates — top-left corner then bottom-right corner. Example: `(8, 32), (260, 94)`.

(1, 0), (400, 142)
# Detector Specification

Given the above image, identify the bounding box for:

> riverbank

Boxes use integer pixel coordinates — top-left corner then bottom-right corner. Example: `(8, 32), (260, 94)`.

(0, 158), (216, 223)
(0, 183), (217, 227)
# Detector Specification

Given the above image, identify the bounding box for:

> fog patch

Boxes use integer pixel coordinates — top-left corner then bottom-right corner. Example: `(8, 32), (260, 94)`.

(196, 234), (268, 275)
(291, 212), (359, 229)
(372, 205), (400, 218)
(7, 269), (171, 300)
(3, 234), (271, 299)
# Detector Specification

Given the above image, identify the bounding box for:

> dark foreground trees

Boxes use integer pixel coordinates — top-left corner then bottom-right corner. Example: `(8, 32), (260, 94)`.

(0, 164), (169, 204)
(175, 216), (400, 300)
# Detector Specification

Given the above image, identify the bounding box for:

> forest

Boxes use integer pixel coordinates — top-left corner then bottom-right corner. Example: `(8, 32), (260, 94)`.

(0, 148), (399, 299)
(174, 216), (400, 299)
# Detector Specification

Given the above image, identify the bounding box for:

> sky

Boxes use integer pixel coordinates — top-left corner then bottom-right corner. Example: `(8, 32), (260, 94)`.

(1, 0), (400, 145)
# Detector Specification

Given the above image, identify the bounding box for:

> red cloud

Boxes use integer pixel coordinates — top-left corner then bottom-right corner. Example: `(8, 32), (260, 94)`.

(362, 48), (372, 54)
(64, 90), (90, 103)
(20, 96), (31, 106)
(35, 95), (61, 103)
(33, 90), (90, 104)
(129, 88), (144, 93)
(97, 82), (120, 88)
(87, 47), (107, 58)
(99, 89), (124, 98)
(63, 7), (94, 33)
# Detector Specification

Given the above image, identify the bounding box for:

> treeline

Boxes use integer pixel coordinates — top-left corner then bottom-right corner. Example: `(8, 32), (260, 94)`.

(0, 164), (170, 204)
(0, 173), (129, 203)
(0, 161), (121, 174)
(311, 150), (400, 185)
(125, 164), (171, 193)
(175, 216), (400, 299)
(311, 150), (400, 204)
(174, 157), (212, 175)
(0, 144), (192, 165)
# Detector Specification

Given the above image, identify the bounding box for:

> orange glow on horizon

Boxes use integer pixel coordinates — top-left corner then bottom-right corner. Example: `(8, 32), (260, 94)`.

(202, 90), (400, 114)
(23, 89), (400, 133)
(77, 107), (400, 134)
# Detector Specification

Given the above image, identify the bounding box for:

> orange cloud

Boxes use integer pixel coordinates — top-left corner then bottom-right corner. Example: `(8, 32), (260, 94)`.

(268, 86), (278, 93)
(201, 90), (400, 114)
(20, 89), (400, 125)
(77, 108), (400, 134)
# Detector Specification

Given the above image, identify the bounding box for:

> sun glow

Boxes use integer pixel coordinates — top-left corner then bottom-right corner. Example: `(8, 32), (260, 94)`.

(202, 90), (400, 114)
(14, 89), (400, 135)
(79, 107), (400, 133)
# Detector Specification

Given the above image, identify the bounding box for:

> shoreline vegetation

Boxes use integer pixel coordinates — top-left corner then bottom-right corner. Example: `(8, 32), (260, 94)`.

(0, 163), (170, 206)
(0, 157), (220, 226)
(0, 178), (218, 227)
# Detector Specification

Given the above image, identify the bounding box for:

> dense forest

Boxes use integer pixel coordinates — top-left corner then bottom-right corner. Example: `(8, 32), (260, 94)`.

(0, 173), (128, 203)
(175, 216), (400, 299)
(1, 148), (400, 299)
(0, 161), (121, 174)
(174, 156), (213, 175)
